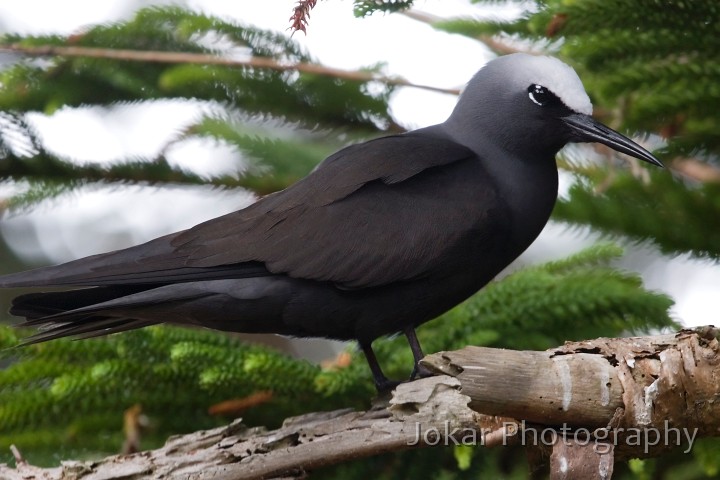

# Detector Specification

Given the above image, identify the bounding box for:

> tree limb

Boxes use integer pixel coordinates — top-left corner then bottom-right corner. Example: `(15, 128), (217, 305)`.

(0, 44), (460, 96)
(2, 327), (718, 479)
(0, 376), (505, 480)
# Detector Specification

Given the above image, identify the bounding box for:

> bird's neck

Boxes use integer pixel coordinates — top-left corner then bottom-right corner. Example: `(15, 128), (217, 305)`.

(438, 122), (560, 254)
(492, 148), (559, 254)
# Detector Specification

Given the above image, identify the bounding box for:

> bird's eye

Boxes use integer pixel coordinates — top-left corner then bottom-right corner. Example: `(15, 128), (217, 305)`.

(528, 84), (555, 106)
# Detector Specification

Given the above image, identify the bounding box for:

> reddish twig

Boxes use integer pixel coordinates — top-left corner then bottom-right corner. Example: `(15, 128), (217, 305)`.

(289, 0), (319, 35)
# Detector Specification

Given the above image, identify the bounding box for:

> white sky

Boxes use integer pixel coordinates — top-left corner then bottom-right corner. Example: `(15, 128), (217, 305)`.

(0, 0), (718, 328)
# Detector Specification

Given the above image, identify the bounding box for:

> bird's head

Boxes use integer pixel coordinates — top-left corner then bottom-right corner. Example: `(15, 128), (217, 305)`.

(445, 53), (663, 167)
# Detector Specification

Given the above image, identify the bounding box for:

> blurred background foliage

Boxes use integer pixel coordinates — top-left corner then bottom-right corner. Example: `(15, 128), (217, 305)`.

(0, 0), (718, 478)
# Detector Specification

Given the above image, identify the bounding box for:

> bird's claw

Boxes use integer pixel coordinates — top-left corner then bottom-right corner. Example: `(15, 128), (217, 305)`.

(409, 362), (434, 381)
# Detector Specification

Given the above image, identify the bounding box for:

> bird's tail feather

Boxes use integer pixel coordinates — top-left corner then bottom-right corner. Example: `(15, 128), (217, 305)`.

(10, 286), (153, 320)
(11, 285), (175, 345)
(19, 318), (157, 345)
(12, 279), (286, 345)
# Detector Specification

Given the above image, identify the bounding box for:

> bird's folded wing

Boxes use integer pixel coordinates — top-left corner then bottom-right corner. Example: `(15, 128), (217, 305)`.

(172, 133), (498, 288)
(0, 133), (498, 289)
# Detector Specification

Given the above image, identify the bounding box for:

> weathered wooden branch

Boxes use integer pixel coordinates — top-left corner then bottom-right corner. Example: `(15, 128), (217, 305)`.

(421, 326), (720, 460)
(0, 376), (503, 480)
(2, 327), (718, 479)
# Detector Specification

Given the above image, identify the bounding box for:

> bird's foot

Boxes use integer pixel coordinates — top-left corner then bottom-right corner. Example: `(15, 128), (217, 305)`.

(373, 365), (434, 395)
(374, 378), (402, 394)
(409, 362), (435, 381)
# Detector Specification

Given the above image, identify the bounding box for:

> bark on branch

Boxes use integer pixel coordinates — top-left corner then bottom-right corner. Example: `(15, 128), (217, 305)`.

(2, 327), (718, 479)
(0, 44), (461, 95)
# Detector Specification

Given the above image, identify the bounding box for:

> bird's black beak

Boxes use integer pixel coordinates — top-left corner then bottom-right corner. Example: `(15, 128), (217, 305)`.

(563, 113), (664, 168)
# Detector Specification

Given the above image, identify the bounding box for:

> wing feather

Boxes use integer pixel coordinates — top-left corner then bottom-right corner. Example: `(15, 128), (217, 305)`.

(0, 130), (498, 289)
(173, 132), (498, 288)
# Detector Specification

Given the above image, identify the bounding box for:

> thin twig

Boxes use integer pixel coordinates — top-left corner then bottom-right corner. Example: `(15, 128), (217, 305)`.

(9, 445), (25, 466)
(671, 157), (720, 184)
(0, 44), (460, 96)
(401, 10), (525, 55)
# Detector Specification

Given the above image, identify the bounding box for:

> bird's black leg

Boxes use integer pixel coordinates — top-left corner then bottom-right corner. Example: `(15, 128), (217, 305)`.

(404, 327), (434, 380)
(359, 341), (398, 392)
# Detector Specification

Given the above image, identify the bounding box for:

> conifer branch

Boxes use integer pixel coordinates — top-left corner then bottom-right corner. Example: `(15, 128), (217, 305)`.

(401, 10), (526, 55)
(670, 157), (720, 184)
(0, 44), (460, 95)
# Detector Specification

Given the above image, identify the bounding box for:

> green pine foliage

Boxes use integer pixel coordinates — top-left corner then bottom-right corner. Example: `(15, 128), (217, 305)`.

(555, 167), (720, 260)
(0, 324), (372, 464)
(0, 7), (392, 208)
(187, 114), (345, 194)
(353, 1), (415, 17)
(1, 7), (392, 129)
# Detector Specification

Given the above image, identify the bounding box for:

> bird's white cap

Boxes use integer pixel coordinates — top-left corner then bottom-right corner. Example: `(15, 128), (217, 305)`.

(496, 53), (593, 115)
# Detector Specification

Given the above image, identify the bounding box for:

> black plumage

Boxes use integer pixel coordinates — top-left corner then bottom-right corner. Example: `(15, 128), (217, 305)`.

(0, 54), (663, 390)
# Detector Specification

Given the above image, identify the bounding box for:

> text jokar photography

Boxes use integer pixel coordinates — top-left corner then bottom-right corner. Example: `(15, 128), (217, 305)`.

(408, 420), (698, 455)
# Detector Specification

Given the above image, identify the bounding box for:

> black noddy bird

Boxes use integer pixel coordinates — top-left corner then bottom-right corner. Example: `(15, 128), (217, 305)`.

(0, 54), (662, 391)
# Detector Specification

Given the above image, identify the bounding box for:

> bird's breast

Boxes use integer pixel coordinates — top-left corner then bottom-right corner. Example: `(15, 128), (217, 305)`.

(497, 159), (559, 258)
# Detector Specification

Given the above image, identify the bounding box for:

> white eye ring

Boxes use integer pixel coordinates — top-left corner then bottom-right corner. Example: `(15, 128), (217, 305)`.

(529, 91), (543, 106)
